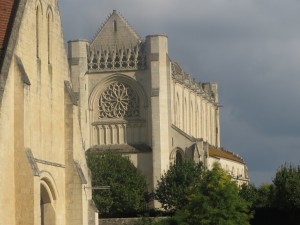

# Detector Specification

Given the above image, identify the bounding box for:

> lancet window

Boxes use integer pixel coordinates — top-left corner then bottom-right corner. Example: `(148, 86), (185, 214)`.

(47, 9), (53, 64)
(36, 4), (41, 58)
(98, 82), (140, 119)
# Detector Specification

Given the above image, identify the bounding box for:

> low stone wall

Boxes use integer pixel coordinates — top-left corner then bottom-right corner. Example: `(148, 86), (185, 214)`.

(99, 217), (167, 225)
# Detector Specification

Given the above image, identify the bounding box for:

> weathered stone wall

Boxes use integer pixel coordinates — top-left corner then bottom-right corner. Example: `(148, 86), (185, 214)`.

(0, 0), (96, 224)
(0, 55), (16, 225)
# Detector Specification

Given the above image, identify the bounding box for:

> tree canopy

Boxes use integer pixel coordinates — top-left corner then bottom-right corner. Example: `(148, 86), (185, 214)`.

(273, 164), (300, 210)
(183, 164), (251, 225)
(154, 163), (251, 225)
(155, 160), (203, 211)
(86, 152), (149, 217)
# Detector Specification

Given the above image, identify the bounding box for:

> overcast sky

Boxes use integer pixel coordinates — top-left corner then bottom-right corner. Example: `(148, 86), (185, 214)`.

(59, 0), (300, 186)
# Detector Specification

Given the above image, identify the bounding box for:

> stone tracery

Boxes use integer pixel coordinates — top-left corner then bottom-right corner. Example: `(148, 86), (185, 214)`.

(98, 82), (140, 119)
(88, 44), (146, 72)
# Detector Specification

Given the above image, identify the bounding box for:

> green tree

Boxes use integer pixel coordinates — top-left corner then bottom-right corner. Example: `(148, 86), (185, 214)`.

(239, 183), (258, 207)
(155, 160), (203, 211)
(239, 183), (275, 209)
(256, 183), (275, 208)
(86, 152), (149, 217)
(273, 164), (300, 210)
(183, 163), (252, 225)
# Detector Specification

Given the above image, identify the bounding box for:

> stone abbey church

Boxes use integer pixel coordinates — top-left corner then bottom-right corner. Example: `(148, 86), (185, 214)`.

(0, 0), (248, 224)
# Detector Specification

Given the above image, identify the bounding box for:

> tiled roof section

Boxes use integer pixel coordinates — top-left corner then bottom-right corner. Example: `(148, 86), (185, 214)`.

(0, 0), (19, 65)
(209, 146), (244, 164)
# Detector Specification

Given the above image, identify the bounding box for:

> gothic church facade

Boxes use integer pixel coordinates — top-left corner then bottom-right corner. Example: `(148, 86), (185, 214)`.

(68, 10), (249, 205)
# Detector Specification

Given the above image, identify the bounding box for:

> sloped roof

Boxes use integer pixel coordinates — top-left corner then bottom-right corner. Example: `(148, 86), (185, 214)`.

(0, 0), (25, 109)
(209, 146), (244, 164)
(0, 0), (19, 66)
(90, 10), (142, 50)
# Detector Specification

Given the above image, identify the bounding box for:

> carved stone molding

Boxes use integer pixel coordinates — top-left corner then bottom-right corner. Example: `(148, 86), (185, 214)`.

(88, 43), (146, 72)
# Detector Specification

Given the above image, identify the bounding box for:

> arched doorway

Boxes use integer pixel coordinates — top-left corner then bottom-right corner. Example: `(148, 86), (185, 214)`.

(175, 151), (183, 164)
(170, 148), (184, 164)
(40, 181), (56, 225)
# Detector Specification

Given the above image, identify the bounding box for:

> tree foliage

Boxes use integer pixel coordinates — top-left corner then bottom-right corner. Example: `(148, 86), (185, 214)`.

(239, 183), (258, 207)
(155, 160), (203, 211)
(273, 164), (300, 210)
(86, 152), (149, 217)
(155, 163), (252, 225)
(239, 183), (275, 208)
(183, 164), (252, 225)
(239, 164), (300, 225)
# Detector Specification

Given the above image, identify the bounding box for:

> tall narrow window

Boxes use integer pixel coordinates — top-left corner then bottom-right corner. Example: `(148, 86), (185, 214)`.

(175, 93), (179, 126)
(190, 102), (193, 136)
(113, 20), (117, 32)
(184, 98), (187, 132)
(36, 6), (40, 58)
(47, 11), (52, 64)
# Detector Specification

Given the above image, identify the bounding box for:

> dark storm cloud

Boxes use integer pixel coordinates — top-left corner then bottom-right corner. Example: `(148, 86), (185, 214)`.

(59, 0), (300, 185)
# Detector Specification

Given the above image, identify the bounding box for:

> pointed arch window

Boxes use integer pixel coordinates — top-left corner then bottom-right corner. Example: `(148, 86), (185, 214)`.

(36, 5), (41, 58)
(47, 9), (53, 64)
(196, 105), (199, 137)
(175, 93), (180, 127)
(184, 98), (187, 131)
(190, 101), (194, 136)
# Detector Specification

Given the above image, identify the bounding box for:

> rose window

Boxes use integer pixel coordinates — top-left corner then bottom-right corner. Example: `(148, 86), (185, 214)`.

(99, 82), (140, 118)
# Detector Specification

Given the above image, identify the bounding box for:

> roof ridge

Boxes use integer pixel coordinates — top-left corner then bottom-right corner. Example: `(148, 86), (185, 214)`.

(90, 11), (114, 43)
(116, 10), (142, 41)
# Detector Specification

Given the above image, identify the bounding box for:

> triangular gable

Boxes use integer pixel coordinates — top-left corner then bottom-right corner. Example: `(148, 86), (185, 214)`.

(90, 10), (142, 50)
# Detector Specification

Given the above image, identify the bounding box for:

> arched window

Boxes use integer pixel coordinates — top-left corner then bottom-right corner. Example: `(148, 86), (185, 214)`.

(184, 98), (187, 132)
(190, 101), (193, 136)
(46, 8), (53, 64)
(36, 4), (41, 58)
(175, 93), (180, 127)
(196, 105), (199, 138)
